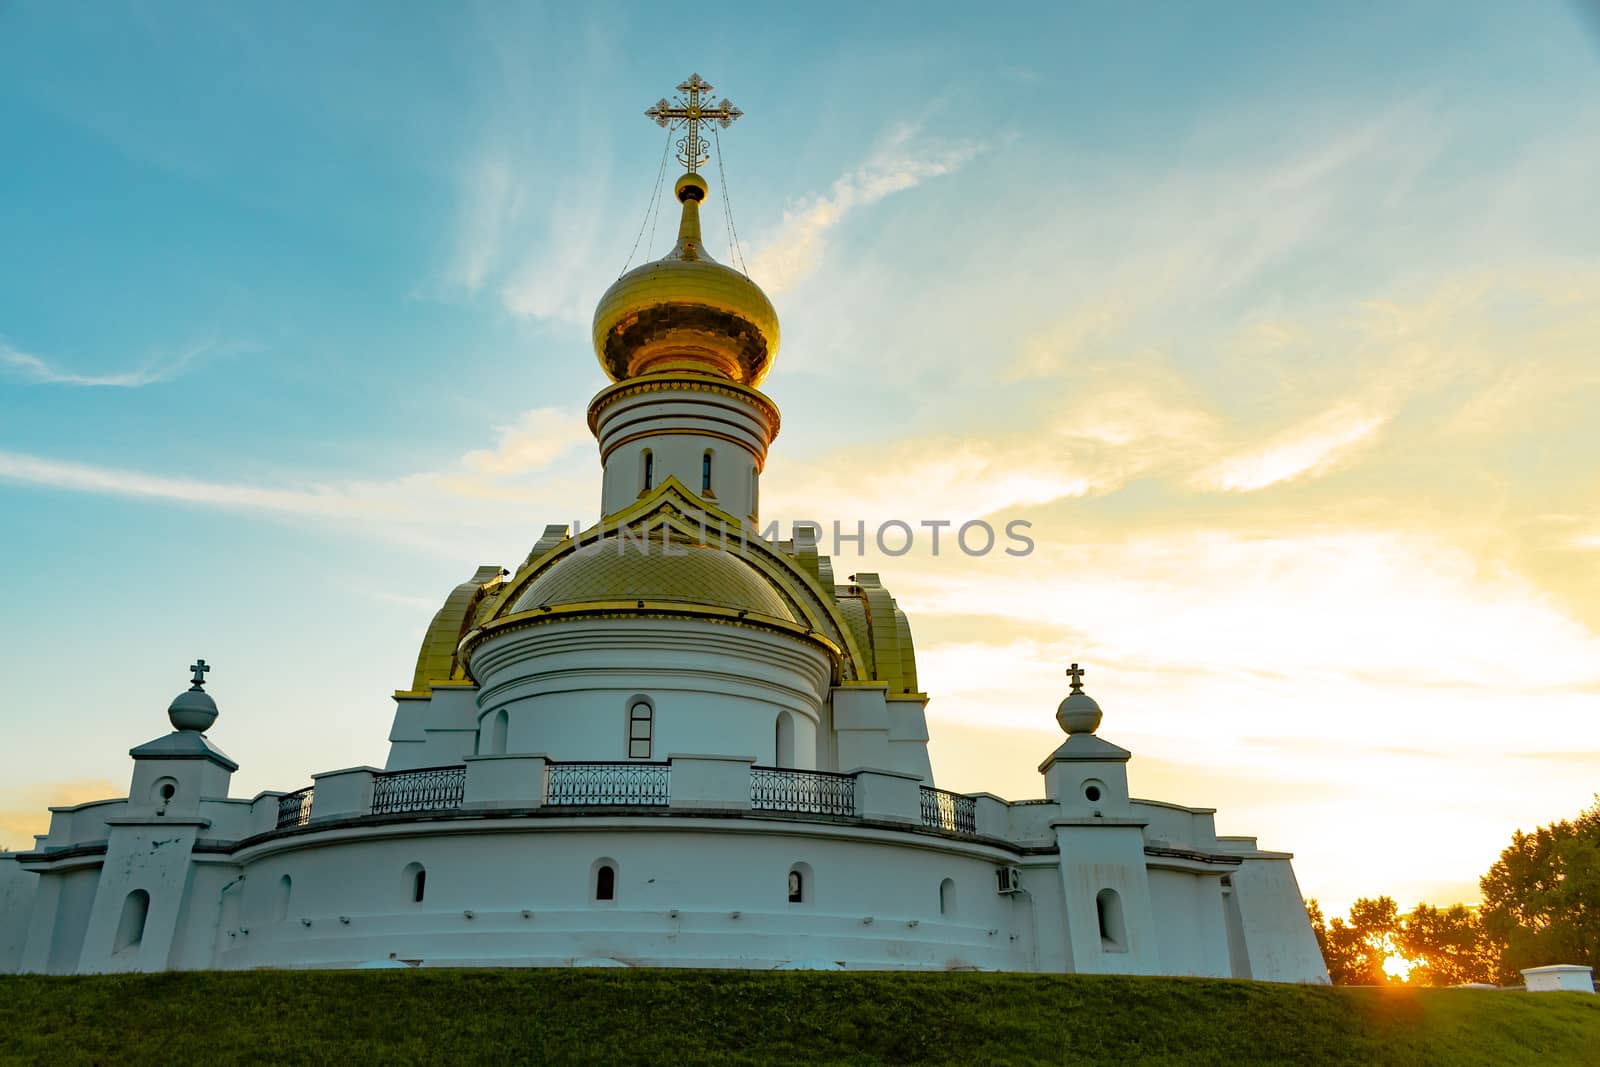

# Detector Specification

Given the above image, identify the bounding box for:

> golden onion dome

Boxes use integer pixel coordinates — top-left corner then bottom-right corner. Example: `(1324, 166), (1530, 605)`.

(509, 537), (797, 623)
(592, 172), (780, 387)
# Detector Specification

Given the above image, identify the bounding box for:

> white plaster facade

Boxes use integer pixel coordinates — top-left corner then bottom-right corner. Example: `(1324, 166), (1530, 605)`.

(0, 146), (1330, 983)
(0, 655), (1327, 979)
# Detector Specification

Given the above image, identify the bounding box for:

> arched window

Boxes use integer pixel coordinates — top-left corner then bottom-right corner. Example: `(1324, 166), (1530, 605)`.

(701, 450), (713, 494)
(486, 708), (509, 755)
(1096, 888), (1127, 952)
(939, 878), (957, 917)
(774, 711), (795, 768)
(273, 875), (292, 922)
(114, 889), (150, 955)
(404, 862), (427, 904)
(642, 450), (654, 491)
(628, 698), (654, 759)
(595, 862), (617, 902)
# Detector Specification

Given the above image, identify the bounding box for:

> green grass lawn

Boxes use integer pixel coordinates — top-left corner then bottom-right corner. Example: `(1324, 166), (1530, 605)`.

(1, 970), (1597, 1065)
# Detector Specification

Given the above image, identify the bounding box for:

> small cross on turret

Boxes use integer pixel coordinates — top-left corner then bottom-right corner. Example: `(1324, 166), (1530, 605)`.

(1065, 662), (1086, 692)
(189, 659), (211, 691)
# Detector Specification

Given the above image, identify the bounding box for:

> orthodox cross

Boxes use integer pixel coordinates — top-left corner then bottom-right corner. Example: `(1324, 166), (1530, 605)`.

(189, 658), (211, 690)
(645, 73), (743, 174)
(1065, 662), (1086, 692)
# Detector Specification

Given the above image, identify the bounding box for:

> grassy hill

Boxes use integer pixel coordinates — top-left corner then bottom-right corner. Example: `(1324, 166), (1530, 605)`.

(2, 970), (1597, 1065)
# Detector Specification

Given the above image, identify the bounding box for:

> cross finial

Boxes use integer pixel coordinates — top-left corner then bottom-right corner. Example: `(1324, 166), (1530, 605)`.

(644, 72), (743, 174)
(189, 658), (211, 690)
(1065, 662), (1086, 691)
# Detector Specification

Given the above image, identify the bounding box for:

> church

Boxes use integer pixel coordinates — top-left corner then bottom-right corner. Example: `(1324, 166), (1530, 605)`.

(0, 76), (1327, 982)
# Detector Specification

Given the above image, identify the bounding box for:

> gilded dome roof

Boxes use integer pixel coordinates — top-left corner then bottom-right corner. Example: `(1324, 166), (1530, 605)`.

(510, 536), (797, 622)
(592, 173), (780, 387)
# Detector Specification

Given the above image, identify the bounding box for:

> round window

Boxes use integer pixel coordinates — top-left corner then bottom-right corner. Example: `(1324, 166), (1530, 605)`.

(1084, 784), (1102, 803)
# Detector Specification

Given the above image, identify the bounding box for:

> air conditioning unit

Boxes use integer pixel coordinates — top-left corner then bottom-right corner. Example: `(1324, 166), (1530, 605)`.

(995, 866), (1023, 894)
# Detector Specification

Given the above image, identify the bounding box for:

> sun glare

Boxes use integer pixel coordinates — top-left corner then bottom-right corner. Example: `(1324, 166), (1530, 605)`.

(1382, 952), (1416, 982)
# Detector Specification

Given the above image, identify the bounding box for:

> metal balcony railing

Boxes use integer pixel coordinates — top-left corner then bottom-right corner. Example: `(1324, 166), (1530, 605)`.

(370, 765), (465, 816)
(920, 786), (977, 836)
(545, 761), (671, 807)
(275, 786), (314, 830)
(750, 767), (857, 817)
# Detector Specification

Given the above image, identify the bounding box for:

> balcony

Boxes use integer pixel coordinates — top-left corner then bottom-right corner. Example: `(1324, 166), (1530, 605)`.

(272, 758), (988, 841)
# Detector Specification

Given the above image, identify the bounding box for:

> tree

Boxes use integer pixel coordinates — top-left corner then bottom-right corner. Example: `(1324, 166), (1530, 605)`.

(1480, 796), (1600, 984)
(1307, 895), (1402, 985)
(1398, 903), (1496, 986)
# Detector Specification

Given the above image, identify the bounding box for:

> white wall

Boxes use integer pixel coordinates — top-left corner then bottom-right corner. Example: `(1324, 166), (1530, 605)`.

(471, 618), (829, 767)
(0, 856), (37, 973)
(1146, 869), (1231, 978)
(218, 821), (1029, 971)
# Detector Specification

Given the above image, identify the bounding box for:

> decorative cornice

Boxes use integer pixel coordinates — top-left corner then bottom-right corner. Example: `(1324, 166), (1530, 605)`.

(588, 374), (781, 438)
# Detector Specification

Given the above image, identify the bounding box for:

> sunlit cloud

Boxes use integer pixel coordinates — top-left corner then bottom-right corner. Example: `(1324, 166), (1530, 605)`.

(463, 407), (591, 475)
(748, 124), (983, 294)
(0, 338), (216, 388)
(1196, 407), (1387, 492)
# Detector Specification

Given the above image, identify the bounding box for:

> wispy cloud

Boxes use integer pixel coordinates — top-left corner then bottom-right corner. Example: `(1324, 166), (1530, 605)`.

(748, 125), (984, 294)
(1195, 406), (1388, 492)
(0, 405), (594, 536)
(0, 338), (214, 388)
(446, 153), (524, 294)
(462, 407), (592, 475)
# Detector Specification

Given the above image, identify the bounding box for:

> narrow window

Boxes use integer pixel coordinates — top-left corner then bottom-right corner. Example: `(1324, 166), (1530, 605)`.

(404, 862), (427, 904)
(114, 889), (150, 955)
(788, 869), (804, 904)
(628, 699), (654, 759)
(701, 450), (713, 493)
(596, 863), (616, 902)
(642, 450), (654, 491)
(939, 878), (956, 917)
(1097, 888), (1127, 952)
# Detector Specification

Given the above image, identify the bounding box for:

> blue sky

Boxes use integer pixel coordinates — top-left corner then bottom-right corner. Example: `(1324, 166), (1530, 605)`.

(3, 3), (1599, 912)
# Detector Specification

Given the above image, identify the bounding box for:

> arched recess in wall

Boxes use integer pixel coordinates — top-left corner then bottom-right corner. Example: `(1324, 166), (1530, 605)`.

(939, 878), (957, 917)
(592, 857), (618, 902)
(485, 708), (509, 756)
(273, 875), (292, 922)
(774, 711), (795, 768)
(114, 889), (150, 955)
(1096, 888), (1127, 952)
(403, 862), (427, 904)
(788, 861), (813, 905)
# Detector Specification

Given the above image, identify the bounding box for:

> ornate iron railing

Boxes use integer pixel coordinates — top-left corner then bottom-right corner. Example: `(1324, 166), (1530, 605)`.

(750, 767), (857, 817)
(545, 761), (670, 807)
(370, 765), (465, 816)
(920, 786), (977, 836)
(275, 786), (314, 830)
